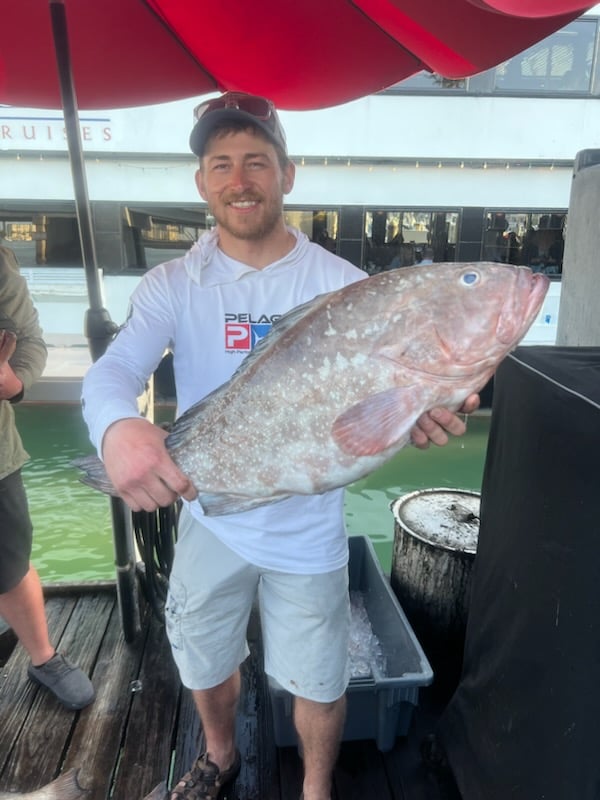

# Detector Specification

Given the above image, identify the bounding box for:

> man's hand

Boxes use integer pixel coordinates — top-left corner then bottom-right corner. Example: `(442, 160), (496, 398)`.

(411, 393), (481, 449)
(101, 417), (197, 512)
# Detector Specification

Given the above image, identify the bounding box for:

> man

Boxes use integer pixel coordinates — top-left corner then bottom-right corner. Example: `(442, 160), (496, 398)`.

(82, 93), (477, 800)
(419, 246), (435, 264)
(0, 245), (95, 711)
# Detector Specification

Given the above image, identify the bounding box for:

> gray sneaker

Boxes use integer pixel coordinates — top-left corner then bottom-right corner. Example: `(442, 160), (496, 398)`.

(27, 652), (95, 710)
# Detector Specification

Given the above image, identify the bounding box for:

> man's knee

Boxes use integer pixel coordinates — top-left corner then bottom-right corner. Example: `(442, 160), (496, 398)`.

(294, 693), (346, 723)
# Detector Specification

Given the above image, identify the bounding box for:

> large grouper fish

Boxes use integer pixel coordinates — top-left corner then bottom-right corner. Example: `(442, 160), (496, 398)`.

(75, 262), (549, 515)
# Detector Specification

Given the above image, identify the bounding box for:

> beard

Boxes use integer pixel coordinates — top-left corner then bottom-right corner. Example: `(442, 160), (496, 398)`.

(208, 189), (285, 242)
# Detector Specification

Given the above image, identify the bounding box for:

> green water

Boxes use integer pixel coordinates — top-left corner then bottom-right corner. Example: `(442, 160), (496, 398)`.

(344, 414), (489, 570)
(15, 405), (113, 583)
(14, 405), (489, 582)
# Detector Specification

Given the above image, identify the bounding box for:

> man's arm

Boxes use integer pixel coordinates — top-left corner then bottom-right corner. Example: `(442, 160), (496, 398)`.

(81, 266), (196, 513)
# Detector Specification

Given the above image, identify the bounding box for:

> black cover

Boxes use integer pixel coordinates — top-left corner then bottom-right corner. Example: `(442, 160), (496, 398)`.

(437, 345), (600, 800)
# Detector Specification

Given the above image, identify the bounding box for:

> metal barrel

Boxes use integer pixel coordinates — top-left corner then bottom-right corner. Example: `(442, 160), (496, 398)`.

(390, 488), (480, 696)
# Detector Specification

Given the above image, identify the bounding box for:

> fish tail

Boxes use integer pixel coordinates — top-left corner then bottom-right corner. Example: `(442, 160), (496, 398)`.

(20, 769), (88, 800)
(71, 455), (118, 496)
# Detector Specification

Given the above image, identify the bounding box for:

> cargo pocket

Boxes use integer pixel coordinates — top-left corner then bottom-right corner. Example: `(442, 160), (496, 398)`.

(164, 575), (187, 652)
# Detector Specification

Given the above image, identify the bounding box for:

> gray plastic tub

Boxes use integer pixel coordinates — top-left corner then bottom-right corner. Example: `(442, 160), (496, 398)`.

(268, 534), (433, 752)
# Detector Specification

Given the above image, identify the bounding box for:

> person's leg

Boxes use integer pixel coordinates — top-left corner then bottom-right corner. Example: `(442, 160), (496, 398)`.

(191, 671), (241, 771)
(168, 673), (242, 799)
(260, 566), (351, 800)
(294, 694), (346, 800)
(165, 511), (256, 797)
(0, 563), (54, 664)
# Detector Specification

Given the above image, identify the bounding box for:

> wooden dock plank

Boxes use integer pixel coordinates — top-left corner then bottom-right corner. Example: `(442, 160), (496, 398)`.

(110, 610), (181, 799)
(274, 747), (304, 800)
(333, 740), (394, 800)
(63, 601), (148, 800)
(234, 643), (278, 800)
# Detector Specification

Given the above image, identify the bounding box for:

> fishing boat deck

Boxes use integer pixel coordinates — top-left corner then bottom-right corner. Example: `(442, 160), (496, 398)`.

(0, 584), (459, 800)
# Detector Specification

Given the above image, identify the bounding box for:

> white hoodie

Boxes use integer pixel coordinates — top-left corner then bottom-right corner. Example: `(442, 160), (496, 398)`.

(82, 228), (366, 573)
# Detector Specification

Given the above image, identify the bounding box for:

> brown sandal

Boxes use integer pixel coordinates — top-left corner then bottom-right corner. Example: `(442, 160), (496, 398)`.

(169, 751), (241, 799)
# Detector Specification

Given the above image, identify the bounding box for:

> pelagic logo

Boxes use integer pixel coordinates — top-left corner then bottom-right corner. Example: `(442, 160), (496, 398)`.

(225, 312), (281, 352)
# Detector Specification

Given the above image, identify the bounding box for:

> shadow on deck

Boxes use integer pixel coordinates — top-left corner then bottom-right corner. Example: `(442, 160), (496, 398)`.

(0, 584), (460, 800)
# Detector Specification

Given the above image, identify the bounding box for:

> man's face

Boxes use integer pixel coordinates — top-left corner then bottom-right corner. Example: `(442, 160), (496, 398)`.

(195, 129), (295, 242)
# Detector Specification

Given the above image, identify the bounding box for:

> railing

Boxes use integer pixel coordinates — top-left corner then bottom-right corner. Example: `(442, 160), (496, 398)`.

(21, 266), (92, 297)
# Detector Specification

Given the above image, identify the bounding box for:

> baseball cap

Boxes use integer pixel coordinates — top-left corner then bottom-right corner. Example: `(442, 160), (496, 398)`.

(190, 92), (288, 157)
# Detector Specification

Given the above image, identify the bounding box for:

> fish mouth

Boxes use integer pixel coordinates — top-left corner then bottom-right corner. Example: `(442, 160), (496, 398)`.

(496, 268), (550, 345)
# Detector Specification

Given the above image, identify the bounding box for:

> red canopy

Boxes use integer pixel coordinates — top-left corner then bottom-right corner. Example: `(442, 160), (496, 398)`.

(0, 0), (593, 111)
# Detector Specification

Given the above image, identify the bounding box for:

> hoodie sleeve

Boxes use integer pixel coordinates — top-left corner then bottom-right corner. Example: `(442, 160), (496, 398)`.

(0, 247), (47, 401)
(81, 263), (177, 456)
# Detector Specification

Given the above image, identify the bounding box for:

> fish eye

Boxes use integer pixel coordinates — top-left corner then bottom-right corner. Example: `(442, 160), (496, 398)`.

(461, 271), (480, 286)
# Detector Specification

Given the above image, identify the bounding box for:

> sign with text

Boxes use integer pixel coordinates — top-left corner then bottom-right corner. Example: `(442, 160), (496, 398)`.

(0, 115), (112, 150)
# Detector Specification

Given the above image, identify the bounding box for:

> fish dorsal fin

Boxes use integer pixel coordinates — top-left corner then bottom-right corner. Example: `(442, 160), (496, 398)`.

(228, 290), (329, 374)
(332, 386), (424, 456)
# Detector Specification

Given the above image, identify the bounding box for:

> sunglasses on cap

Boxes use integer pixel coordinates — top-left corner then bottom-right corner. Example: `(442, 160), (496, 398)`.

(193, 92), (275, 123)
(190, 92), (287, 157)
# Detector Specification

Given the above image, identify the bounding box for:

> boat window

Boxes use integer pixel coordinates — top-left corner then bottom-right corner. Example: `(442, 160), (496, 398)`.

(0, 211), (82, 267)
(363, 210), (459, 274)
(122, 205), (210, 269)
(382, 18), (598, 97)
(391, 73), (466, 92)
(493, 19), (596, 93)
(284, 209), (339, 253)
(482, 210), (566, 275)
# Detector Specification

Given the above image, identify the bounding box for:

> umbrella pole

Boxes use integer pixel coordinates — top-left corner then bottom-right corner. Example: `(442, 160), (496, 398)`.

(49, 0), (141, 643)
(48, 0), (119, 362)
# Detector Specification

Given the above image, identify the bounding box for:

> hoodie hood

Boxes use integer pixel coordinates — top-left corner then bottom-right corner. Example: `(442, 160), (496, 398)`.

(183, 226), (311, 288)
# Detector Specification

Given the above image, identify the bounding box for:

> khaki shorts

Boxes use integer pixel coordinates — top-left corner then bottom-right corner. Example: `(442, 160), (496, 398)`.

(165, 508), (351, 702)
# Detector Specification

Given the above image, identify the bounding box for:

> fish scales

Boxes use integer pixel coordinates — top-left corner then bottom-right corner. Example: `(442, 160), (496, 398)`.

(167, 283), (400, 498)
(75, 263), (549, 515)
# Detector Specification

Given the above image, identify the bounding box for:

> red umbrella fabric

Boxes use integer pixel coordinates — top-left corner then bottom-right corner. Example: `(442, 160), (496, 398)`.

(467, 0), (592, 17)
(0, 0), (594, 111)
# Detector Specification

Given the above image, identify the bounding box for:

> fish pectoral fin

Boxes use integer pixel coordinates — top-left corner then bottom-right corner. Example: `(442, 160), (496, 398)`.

(332, 387), (421, 456)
